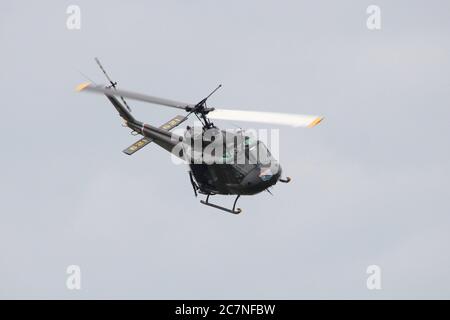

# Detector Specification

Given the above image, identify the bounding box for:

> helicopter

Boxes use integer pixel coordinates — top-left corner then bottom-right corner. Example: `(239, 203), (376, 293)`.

(76, 59), (324, 214)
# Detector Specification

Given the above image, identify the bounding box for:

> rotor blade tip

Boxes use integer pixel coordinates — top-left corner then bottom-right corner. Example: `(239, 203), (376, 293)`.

(308, 116), (324, 128)
(76, 82), (91, 92)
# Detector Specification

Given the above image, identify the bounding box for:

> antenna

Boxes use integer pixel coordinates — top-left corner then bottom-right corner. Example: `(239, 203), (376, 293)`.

(193, 84), (222, 108)
(94, 57), (132, 112)
(205, 84), (222, 101)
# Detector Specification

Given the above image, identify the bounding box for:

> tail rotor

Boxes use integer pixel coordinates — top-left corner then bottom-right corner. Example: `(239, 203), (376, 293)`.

(94, 57), (132, 112)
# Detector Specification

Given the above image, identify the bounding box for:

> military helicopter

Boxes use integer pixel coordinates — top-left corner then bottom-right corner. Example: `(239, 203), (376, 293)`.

(77, 59), (323, 214)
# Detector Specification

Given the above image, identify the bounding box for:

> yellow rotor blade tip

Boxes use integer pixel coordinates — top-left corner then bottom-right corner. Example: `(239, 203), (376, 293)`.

(76, 82), (91, 92)
(308, 116), (324, 128)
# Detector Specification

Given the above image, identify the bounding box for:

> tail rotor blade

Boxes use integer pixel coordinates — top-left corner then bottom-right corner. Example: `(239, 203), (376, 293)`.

(94, 57), (133, 112)
(94, 57), (114, 85)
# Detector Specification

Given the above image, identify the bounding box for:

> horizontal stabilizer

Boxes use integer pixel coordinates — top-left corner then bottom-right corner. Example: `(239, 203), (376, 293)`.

(122, 115), (187, 155)
(159, 114), (187, 131)
(123, 137), (153, 155)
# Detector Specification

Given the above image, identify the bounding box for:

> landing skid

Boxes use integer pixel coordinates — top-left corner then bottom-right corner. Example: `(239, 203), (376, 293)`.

(200, 194), (242, 214)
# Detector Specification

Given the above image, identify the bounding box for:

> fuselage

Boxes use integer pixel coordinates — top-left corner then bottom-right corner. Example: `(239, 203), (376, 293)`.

(127, 120), (281, 196)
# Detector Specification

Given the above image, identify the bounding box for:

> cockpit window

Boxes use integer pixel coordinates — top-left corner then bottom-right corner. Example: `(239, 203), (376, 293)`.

(246, 139), (272, 164)
(244, 135), (256, 147)
(256, 141), (272, 165)
(208, 132), (276, 169)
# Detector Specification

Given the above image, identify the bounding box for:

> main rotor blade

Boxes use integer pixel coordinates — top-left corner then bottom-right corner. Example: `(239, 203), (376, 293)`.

(76, 82), (193, 110)
(208, 109), (324, 128)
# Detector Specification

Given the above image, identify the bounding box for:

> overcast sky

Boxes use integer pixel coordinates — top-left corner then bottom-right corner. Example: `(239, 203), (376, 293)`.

(1, 0), (449, 299)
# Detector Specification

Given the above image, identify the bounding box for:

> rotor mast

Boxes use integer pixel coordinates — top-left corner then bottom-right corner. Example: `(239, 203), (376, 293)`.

(188, 84), (222, 129)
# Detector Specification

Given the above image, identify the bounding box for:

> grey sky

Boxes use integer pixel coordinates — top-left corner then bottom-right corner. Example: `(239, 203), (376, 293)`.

(1, 0), (449, 299)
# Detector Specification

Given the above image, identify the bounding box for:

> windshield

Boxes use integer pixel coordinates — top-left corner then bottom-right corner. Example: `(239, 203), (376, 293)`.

(202, 132), (275, 171)
(233, 135), (274, 166)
